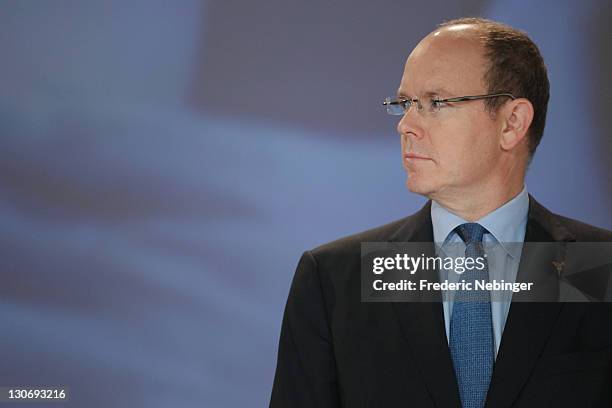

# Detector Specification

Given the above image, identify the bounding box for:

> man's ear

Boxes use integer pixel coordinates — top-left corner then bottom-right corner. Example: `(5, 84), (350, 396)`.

(499, 98), (534, 151)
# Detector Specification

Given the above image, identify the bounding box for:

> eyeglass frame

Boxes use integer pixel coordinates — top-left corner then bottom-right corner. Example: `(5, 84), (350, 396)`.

(382, 92), (517, 116)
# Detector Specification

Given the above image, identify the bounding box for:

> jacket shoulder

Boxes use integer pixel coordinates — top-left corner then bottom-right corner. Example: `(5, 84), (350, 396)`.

(529, 195), (612, 242)
(309, 216), (411, 259)
(308, 200), (432, 263)
(554, 213), (612, 241)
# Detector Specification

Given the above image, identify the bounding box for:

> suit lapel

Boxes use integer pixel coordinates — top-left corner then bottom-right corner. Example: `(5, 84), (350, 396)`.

(389, 201), (462, 408)
(484, 196), (575, 408)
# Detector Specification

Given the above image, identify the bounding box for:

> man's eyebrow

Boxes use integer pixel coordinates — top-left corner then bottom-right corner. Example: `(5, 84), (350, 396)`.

(423, 89), (450, 97)
(396, 88), (451, 98)
(396, 89), (409, 98)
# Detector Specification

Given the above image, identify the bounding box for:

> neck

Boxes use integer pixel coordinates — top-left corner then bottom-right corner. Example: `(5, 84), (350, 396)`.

(430, 177), (525, 222)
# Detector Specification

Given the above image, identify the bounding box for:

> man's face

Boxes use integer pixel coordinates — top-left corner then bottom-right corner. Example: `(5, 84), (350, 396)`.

(397, 28), (503, 200)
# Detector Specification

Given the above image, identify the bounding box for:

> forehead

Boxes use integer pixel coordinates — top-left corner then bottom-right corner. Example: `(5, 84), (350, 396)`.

(398, 30), (488, 96)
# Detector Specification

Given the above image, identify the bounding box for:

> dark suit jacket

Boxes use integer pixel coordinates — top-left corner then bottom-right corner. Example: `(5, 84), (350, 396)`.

(270, 196), (612, 407)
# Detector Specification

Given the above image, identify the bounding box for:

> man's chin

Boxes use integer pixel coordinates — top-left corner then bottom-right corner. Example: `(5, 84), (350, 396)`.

(406, 177), (436, 198)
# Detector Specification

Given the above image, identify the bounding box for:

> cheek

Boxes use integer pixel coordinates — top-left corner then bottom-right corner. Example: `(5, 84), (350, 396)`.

(429, 121), (472, 167)
(429, 118), (495, 181)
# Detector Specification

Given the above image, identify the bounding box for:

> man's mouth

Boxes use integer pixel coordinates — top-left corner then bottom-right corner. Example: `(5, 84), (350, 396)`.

(404, 153), (432, 161)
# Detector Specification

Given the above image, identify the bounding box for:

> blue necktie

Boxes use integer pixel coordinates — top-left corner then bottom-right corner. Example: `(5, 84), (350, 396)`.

(449, 223), (494, 408)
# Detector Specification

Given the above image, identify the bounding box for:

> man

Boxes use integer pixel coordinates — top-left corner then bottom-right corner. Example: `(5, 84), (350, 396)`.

(270, 18), (612, 408)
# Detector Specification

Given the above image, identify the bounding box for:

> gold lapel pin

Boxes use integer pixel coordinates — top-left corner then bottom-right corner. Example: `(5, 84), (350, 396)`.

(552, 261), (564, 274)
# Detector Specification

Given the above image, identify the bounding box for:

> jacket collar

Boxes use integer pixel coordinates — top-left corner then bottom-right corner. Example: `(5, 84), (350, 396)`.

(387, 195), (575, 244)
(524, 194), (575, 243)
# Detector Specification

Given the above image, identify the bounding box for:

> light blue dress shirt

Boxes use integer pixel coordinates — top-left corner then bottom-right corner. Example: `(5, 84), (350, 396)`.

(431, 187), (529, 359)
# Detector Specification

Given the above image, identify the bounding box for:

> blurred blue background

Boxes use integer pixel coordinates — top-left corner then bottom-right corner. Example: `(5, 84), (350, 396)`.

(1, 1), (610, 407)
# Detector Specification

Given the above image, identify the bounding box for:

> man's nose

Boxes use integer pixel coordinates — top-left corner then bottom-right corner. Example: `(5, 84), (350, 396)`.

(396, 110), (424, 139)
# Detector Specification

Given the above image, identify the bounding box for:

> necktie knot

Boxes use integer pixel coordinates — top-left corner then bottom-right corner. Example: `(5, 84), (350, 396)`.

(455, 223), (487, 244)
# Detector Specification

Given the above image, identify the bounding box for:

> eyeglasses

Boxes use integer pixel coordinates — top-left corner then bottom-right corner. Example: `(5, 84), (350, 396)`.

(382, 92), (516, 116)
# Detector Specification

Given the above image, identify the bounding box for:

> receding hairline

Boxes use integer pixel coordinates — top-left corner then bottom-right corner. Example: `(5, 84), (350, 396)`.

(432, 18), (533, 46)
(424, 23), (488, 47)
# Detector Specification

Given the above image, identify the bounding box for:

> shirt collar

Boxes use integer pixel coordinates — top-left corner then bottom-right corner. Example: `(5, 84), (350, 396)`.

(430, 186), (529, 258)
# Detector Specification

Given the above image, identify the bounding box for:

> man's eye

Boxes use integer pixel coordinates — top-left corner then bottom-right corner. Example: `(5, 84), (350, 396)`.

(430, 99), (444, 109)
(394, 99), (410, 110)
